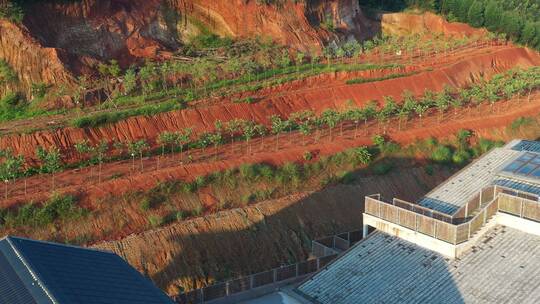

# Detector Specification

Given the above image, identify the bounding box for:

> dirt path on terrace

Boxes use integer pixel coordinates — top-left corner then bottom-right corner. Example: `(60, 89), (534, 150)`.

(1, 95), (538, 210)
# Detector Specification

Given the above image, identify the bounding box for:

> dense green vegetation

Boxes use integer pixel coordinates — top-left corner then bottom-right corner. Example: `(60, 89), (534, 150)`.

(360, 0), (540, 50)
(0, 1), (23, 23)
(0, 194), (87, 228)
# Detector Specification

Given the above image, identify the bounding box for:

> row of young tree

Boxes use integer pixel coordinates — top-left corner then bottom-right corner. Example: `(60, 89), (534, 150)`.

(0, 67), (537, 200)
(74, 31), (490, 112)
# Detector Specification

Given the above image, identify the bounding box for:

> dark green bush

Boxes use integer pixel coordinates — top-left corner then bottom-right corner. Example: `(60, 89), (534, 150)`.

(452, 149), (472, 165)
(431, 145), (453, 163)
(0, 195), (86, 228)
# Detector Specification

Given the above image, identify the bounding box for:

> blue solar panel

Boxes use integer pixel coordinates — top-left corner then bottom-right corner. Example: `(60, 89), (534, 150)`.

(492, 179), (540, 197)
(518, 163), (537, 175)
(518, 153), (535, 162)
(504, 161), (523, 172)
(511, 140), (540, 153)
(501, 152), (540, 181)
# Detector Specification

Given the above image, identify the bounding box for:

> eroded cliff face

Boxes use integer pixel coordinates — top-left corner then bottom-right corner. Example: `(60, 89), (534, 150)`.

(0, 20), (75, 98)
(23, 0), (178, 67)
(0, 1), (489, 100)
(20, 0), (367, 62)
(1, 0), (368, 98)
(381, 12), (486, 37)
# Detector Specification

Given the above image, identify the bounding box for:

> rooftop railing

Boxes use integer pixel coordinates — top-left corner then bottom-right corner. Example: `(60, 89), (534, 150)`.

(365, 186), (540, 245)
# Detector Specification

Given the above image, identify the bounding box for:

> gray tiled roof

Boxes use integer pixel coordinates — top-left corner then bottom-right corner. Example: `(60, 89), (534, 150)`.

(418, 147), (520, 214)
(0, 236), (173, 304)
(297, 226), (540, 304)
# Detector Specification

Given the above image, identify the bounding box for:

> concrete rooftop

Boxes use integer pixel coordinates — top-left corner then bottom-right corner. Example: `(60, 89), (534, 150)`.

(417, 140), (540, 214)
(297, 226), (540, 304)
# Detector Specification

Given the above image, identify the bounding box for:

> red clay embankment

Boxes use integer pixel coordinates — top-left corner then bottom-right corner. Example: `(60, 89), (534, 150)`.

(93, 167), (453, 294)
(1, 46), (537, 162)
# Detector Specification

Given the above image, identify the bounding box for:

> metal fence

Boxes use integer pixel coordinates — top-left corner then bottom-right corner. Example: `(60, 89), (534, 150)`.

(311, 229), (363, 258)
(173, 253), (338, 304)
(452, 186), (539, 223)
(365, 187), (540, 245)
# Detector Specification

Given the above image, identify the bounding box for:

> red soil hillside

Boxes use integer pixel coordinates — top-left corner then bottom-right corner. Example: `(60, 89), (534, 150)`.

(0, 45), (537, 163)
(381, 12), (487, 37)
(0, 1), (490, 99)
(0, 20), (75, 99)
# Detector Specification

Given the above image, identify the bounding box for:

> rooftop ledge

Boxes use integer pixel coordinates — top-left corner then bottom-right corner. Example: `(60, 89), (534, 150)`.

(363, 187), (540, 258)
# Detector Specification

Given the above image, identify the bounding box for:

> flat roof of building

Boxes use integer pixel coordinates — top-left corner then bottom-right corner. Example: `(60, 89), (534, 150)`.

(417, 140), (540, 214)
(297, 226), (540, 304)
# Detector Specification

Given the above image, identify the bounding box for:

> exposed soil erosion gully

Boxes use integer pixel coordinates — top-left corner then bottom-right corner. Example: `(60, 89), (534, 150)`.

(0, 46), (537, 163)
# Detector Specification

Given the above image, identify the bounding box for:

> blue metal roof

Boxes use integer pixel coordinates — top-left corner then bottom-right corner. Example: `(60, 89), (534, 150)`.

(0, 236), (174, 304)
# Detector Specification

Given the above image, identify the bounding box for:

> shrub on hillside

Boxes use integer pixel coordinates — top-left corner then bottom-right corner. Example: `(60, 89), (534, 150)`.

(0, 194), (86, 228)
(431, 145), (453, 163)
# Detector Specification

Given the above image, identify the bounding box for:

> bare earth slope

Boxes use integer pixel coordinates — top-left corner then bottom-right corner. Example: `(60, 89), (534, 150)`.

(94, 167), (452, 294)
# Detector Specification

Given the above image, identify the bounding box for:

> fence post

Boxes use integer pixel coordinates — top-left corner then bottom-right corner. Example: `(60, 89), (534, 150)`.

(467, 223), (471, 240)
(465, 202), (468, 218)
(250, 275), (254, 290)
(200, 288), (204, 304)
(273, 269), (277, 283)
(520, 199), (524, 217)
(415, 214), (419, 232)
(479, 190), (482, 205)
(483, 208), (487, 224)
(225, 282), (230, 296)
(316, 258), (320, 270)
